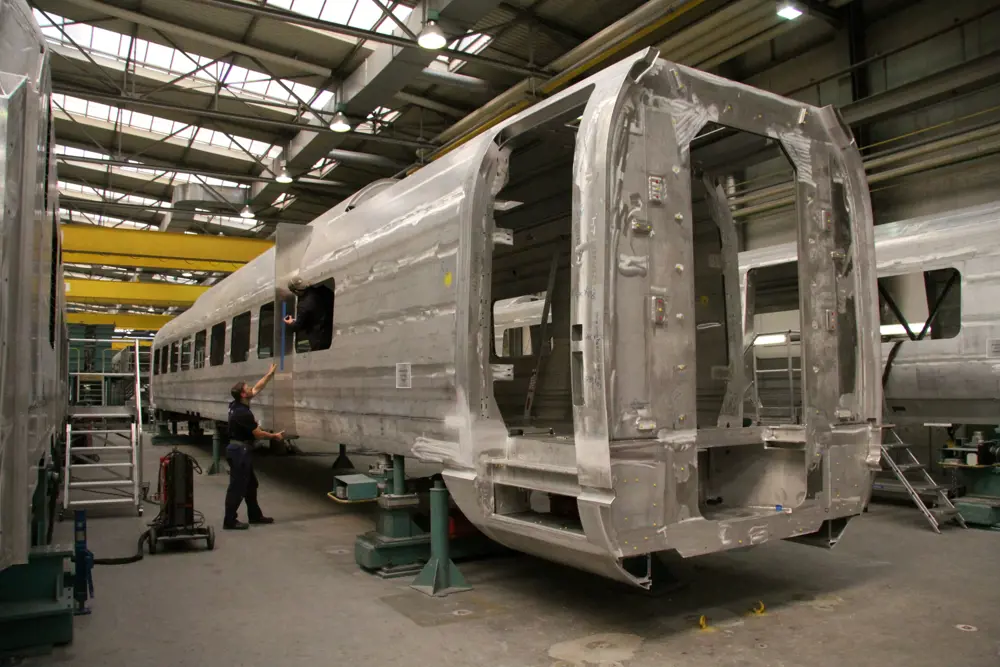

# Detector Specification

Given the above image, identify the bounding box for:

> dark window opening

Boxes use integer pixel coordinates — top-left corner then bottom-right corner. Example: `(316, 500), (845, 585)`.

(153, 348), (160, 375)
(493, 294), (552, 358)
(180, 336), (192, 371)
(159, 345), (168, 375)
(230, 312), (251, 363)
(291, 278), (336, 353)
(194, 330), (207, 369)
(169, 342), (179, 373)
(258, 302), (274, 358)
(210, 322), (226, 366)
(279, 295), (296, 358)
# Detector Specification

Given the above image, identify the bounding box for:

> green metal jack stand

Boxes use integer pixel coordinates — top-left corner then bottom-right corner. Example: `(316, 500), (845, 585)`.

(411, 481), (471, 597)
(355, 455), (430, 578)
(331, 444), (355, 473)
(208, 428), (226, 475)
(0, 546), (75, 656)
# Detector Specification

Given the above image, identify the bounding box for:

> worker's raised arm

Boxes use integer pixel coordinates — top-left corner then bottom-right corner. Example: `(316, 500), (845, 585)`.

(250, 363), (277, 397)
(252, 425), (284, 442)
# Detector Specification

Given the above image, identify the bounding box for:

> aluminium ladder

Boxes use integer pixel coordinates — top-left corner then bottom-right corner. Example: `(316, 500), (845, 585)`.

(62, 337), (145, 519)
(876, 426), (965, 533)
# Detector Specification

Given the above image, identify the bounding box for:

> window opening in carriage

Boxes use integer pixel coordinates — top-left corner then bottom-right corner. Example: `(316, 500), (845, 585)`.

(258, 302), (275, 358)
(230, 312), (251, 363)
(180, 336), (192, 371)
(493, 294), (552, 358)
(878, 268), (961, 342)
(489, 101), (581, 435)
(45, 101), (56, 349)
(153, 348), (160, 375)
(210, 322), (226, 366)
(291, 278), (335, 353)
(194, 330), (207, 369)
(160, 344), (169, 374)
(169, 341), (179, 373)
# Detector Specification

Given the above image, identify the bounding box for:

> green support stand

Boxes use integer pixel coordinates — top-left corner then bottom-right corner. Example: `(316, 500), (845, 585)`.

(411, 481), (471, 597)
(208, 428), (225, 475)
(954, 467), (1000, 529)
(355, 455), (431, 577)
(0, 546), (75, 657)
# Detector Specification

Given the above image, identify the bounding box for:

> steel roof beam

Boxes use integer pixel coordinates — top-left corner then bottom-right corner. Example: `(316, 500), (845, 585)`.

(54, 85), (435, 149)
(57, 0), (334, 78)
(193, 0), (546, 78)
(253, 0), (501, 209)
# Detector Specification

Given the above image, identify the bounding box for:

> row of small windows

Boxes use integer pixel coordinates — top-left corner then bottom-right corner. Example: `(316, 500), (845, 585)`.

(152, 298), (315, 375)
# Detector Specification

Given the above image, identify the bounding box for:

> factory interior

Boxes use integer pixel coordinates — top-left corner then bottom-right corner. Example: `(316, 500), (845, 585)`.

(1, 0), (999, 665)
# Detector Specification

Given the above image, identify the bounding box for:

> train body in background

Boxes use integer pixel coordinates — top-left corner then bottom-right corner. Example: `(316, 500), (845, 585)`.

(153, 50), (883, 588)
(738, 202), (1000, 426)
(0, 0), (67, 570)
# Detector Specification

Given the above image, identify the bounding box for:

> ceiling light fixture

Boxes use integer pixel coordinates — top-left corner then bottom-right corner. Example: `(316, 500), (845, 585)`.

(275, 165), (294, 183)
(239, 204), (255, 219)
(417, 10), (447, 50)
(776, 1), (804, 20)
(329, 110), (351, 133)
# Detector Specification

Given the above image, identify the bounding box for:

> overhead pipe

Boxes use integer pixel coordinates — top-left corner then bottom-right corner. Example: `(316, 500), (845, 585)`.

(59, 0), (333, 78)
(729, 121), (1000, 209)
(327, 149), (409, 170)
(394, 91), (469, 118)
(660, 0), (772, 65)
(428, 0), (711, 155)
(729, 122), (1000, 218)
(417, 67), (493, 93)
(695, 20), (798, 71)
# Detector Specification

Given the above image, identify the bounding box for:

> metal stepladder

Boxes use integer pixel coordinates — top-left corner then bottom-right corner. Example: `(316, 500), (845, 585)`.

(876, 424), (965, 533)
(62, 337), (145, 519)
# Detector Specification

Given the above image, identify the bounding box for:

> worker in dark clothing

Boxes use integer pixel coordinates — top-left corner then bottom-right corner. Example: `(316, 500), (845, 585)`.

(224, 364), (283, 530)
(283, 276), (334, 351)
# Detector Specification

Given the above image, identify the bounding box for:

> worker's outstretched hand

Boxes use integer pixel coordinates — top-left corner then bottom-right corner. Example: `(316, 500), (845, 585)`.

(268, 363), (277, 376)
(283, 315), (294, 325)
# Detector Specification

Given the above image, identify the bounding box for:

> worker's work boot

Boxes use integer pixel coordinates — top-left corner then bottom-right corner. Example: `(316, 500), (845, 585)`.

(224, 520), (249, 530)
(249, 516), (274, 525)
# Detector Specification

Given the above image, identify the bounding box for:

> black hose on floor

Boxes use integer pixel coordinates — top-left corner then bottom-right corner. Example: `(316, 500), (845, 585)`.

(89, 529), (151, 565)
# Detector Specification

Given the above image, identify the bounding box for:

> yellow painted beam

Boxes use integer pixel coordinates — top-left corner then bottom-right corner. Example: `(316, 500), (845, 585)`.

(65, 279), (207, 308)
(67, 311), (173, 330)
(111, 340), (152, 350)
(64, 252), (245, 273)
(61, 225), (272, 271)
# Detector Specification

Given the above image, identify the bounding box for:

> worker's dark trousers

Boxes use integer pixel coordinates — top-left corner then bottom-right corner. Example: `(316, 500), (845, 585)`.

(224, 441), (264, 525)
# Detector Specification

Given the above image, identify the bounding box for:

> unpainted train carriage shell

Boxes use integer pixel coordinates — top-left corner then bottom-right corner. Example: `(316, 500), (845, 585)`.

(153, 50), (883, 587)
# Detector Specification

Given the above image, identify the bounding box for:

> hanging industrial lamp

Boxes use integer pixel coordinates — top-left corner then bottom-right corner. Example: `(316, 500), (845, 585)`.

(417, 10), (447, 50)
(239, 204), (255, 219)
(275, 165), (293, 183)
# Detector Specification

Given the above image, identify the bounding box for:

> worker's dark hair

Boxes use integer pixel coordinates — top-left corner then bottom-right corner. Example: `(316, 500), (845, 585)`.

(231, 381), (246, 401)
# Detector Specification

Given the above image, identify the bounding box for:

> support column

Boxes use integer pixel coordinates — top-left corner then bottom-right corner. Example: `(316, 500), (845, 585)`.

(208, 425), (226, 475)
(331, 444), (354, 472)
(411, 480), (471, 597)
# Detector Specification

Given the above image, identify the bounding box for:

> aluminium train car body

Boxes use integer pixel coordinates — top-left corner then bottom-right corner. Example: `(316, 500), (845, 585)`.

(739, 201), (1000, 426)
(152, 49), (883, 588)
(0, 0), (67, 570)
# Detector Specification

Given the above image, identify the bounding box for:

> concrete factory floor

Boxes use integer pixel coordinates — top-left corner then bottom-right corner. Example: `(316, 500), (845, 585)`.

(34, 438), (1000, 667)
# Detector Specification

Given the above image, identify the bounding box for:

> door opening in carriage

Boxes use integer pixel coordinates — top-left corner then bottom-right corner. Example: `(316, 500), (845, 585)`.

(489, 104), (582, 438)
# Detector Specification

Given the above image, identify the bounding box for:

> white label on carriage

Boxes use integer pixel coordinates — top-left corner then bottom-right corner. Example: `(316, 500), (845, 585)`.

(988, 339), (1000, 358)
(395, 363), (412, 389)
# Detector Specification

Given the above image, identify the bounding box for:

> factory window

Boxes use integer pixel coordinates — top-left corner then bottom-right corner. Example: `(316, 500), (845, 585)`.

(878, 268), (961, 342)
(169, 341), (179, 373)
(193, 330), (207, 369)
(180, 336), (192, 371)
(209, 322), (226, 366)
(230, 311), (251, 363)
(153, 348), (160, 375)
(258, 302), (275, 358)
